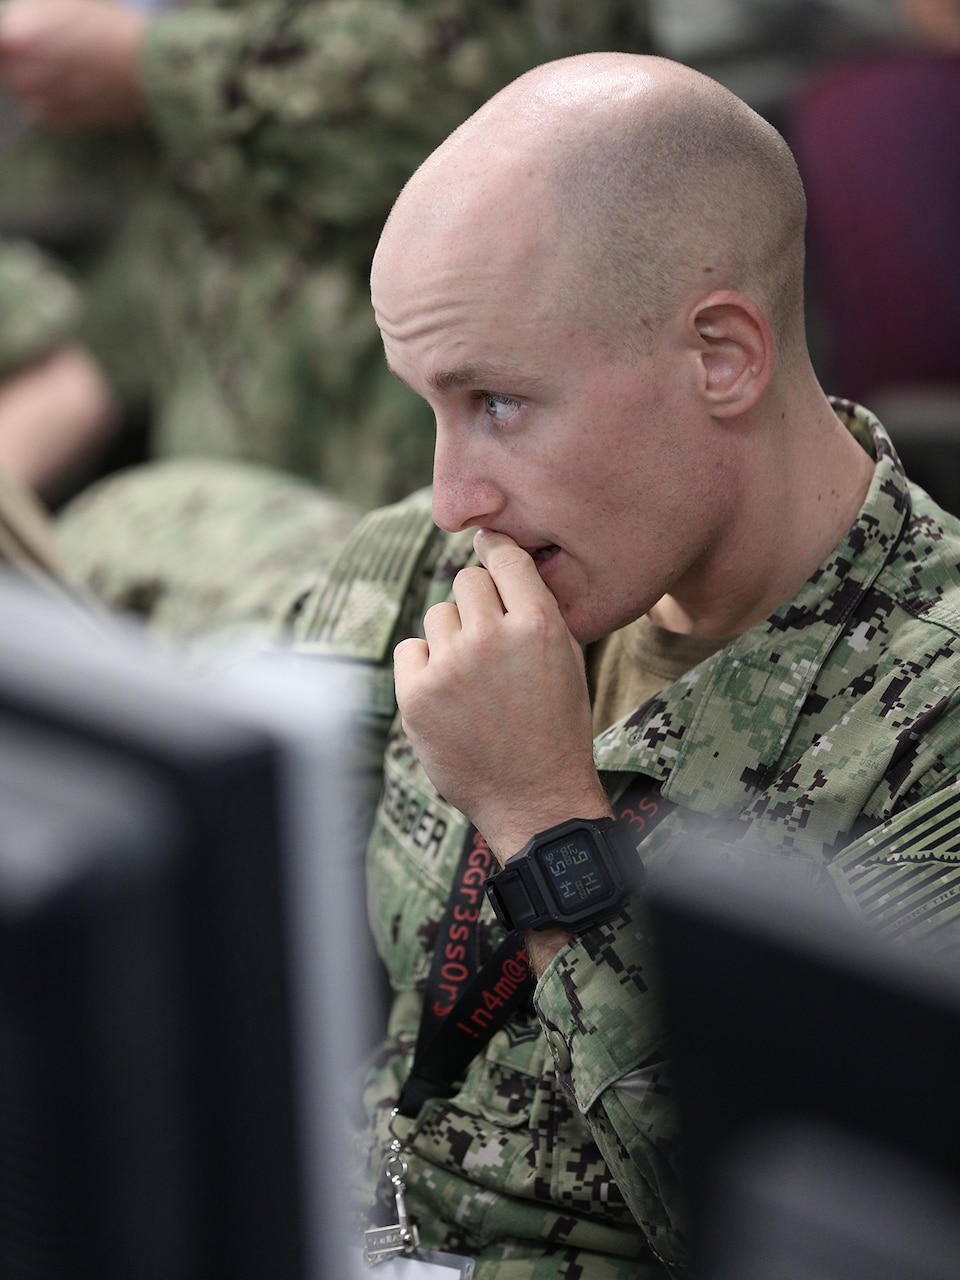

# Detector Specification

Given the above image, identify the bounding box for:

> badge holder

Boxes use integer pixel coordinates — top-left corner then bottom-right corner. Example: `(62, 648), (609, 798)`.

(357, 1110), (474, 1277)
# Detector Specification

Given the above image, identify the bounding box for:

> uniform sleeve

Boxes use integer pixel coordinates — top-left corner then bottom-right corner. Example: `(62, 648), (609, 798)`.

(532, 899), (689, 1275)
(0, 237), (82, 380)
(138, 0), (651, 227)
(829, 777), (960, 954)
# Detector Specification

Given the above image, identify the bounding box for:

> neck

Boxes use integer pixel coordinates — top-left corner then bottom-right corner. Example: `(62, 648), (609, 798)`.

(649, 391), (875, 638)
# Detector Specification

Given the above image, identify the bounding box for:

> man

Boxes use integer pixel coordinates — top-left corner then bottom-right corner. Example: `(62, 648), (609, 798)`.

(286, 51), (960, 1278)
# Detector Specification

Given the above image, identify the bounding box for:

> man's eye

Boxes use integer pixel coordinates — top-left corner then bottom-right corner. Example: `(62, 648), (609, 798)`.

(483, 393), (521, 423)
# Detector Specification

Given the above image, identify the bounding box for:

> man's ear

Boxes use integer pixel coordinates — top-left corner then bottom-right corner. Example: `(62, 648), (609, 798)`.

(690, 292), (775, 417)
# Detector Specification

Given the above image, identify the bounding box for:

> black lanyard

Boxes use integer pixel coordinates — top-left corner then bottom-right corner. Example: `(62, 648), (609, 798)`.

(396, 775), (674, 1119)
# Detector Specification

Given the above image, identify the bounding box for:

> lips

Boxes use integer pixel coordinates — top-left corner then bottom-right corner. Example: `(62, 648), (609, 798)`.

(528, 544), (560, 563)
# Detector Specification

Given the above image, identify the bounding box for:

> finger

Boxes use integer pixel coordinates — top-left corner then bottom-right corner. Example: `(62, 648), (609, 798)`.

(393, 635), (428, 686)
(421, 598), (462, 645)
(450, 562), (506, 619)
(472, 529), (557, 614)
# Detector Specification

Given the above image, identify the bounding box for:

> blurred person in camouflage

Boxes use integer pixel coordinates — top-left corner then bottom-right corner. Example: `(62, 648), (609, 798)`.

(0, 216), (355, 649)
(259, 51), (960, 1277)
(0, 0), (652, 510)
(0, 234), (118, 508)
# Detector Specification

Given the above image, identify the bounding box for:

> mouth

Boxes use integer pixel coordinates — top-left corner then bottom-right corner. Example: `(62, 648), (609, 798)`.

(527, 544), (561, 566)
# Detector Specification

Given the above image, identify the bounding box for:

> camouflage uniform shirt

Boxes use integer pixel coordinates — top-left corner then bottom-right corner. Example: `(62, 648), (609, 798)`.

(294, 403), (960, 1277)
(0, 236), (82, 379)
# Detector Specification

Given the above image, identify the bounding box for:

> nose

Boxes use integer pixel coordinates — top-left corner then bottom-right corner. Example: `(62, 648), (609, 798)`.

(431, 421), (506, 533)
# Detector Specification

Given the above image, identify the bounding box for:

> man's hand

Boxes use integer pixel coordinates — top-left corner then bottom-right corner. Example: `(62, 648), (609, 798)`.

(394, 529), (612, 866)
(0, 0), (147, 132)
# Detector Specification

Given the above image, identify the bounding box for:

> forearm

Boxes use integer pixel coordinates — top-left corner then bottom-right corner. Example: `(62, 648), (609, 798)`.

(0, 239), (117, 499)
(0, 345), (118, 498)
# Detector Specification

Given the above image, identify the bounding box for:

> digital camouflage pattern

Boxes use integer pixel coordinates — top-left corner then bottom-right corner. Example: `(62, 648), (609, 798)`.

(0, 235), (82, 379)
(57, 456), (358, 649)
(292, 403), (960, 1276)
(0, 0), (651, 510)
(0, 105), (157, 409)
(0, 235), (97, 600)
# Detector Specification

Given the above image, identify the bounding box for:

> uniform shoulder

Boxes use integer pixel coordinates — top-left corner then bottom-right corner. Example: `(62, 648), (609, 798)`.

(892, 487), (960, 637)
(293, 489), (465, 659)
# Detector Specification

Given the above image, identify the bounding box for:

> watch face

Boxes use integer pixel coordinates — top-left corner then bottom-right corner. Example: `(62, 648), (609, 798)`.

(536, 831), (616, 911)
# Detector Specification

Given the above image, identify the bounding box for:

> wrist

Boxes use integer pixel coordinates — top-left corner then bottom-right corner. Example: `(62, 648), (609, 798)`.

(484, 815), (637, 936)
(485, 796), (614, 870)
(525, 925), (572, 978)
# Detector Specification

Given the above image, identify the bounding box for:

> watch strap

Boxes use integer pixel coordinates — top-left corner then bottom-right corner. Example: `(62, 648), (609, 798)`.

(484, 858), (547, 932)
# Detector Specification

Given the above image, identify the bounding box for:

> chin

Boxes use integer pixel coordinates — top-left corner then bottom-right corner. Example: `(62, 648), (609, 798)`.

(550, 582), (625, 647)
(563, 610), (607, 647)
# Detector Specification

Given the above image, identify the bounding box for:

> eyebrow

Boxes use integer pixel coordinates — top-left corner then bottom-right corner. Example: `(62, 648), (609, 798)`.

(387, 363), (538, 394)
(429, 365), (504, 392)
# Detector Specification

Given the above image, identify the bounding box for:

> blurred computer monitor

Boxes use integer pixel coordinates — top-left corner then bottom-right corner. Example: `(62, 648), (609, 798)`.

(647, 845), (960, 1279)
(0, 578), (365, 1279)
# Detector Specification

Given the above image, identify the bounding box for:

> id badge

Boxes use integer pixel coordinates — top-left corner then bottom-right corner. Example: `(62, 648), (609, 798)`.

(350, 1246), (474, 1277)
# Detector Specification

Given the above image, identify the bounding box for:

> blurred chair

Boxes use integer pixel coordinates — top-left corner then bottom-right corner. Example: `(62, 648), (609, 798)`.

(786, 49), (960, 511)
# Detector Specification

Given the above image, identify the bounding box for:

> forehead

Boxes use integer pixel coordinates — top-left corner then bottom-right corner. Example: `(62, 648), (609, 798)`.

(374, 165), (550, 295)
(372, 183), (572, 385)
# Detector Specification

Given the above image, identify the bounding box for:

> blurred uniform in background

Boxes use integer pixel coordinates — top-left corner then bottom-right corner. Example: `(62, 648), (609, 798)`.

(0, 233), (117, 503)
(0, 0), (652, 510)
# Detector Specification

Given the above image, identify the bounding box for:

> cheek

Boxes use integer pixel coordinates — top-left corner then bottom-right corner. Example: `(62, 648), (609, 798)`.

(575, 447), (649, 537)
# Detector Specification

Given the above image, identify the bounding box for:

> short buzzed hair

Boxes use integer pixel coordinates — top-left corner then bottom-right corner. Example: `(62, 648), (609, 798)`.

(544, 63), (808, 360)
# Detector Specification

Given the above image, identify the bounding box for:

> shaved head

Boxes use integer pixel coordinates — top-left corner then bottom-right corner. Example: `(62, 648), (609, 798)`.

(371, 53), (873, 646)
(375, 53), (808, 361)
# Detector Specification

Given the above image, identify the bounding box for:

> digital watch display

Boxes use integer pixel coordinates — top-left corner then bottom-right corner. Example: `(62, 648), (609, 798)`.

(484, 817), (638, 932)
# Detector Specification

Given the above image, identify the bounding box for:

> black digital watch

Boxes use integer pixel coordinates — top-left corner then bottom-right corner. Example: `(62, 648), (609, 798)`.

(483, 816), (639, 932)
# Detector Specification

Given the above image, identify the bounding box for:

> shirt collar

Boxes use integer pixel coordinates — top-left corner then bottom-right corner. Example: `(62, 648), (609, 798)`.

(594, 403), (912, 813)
